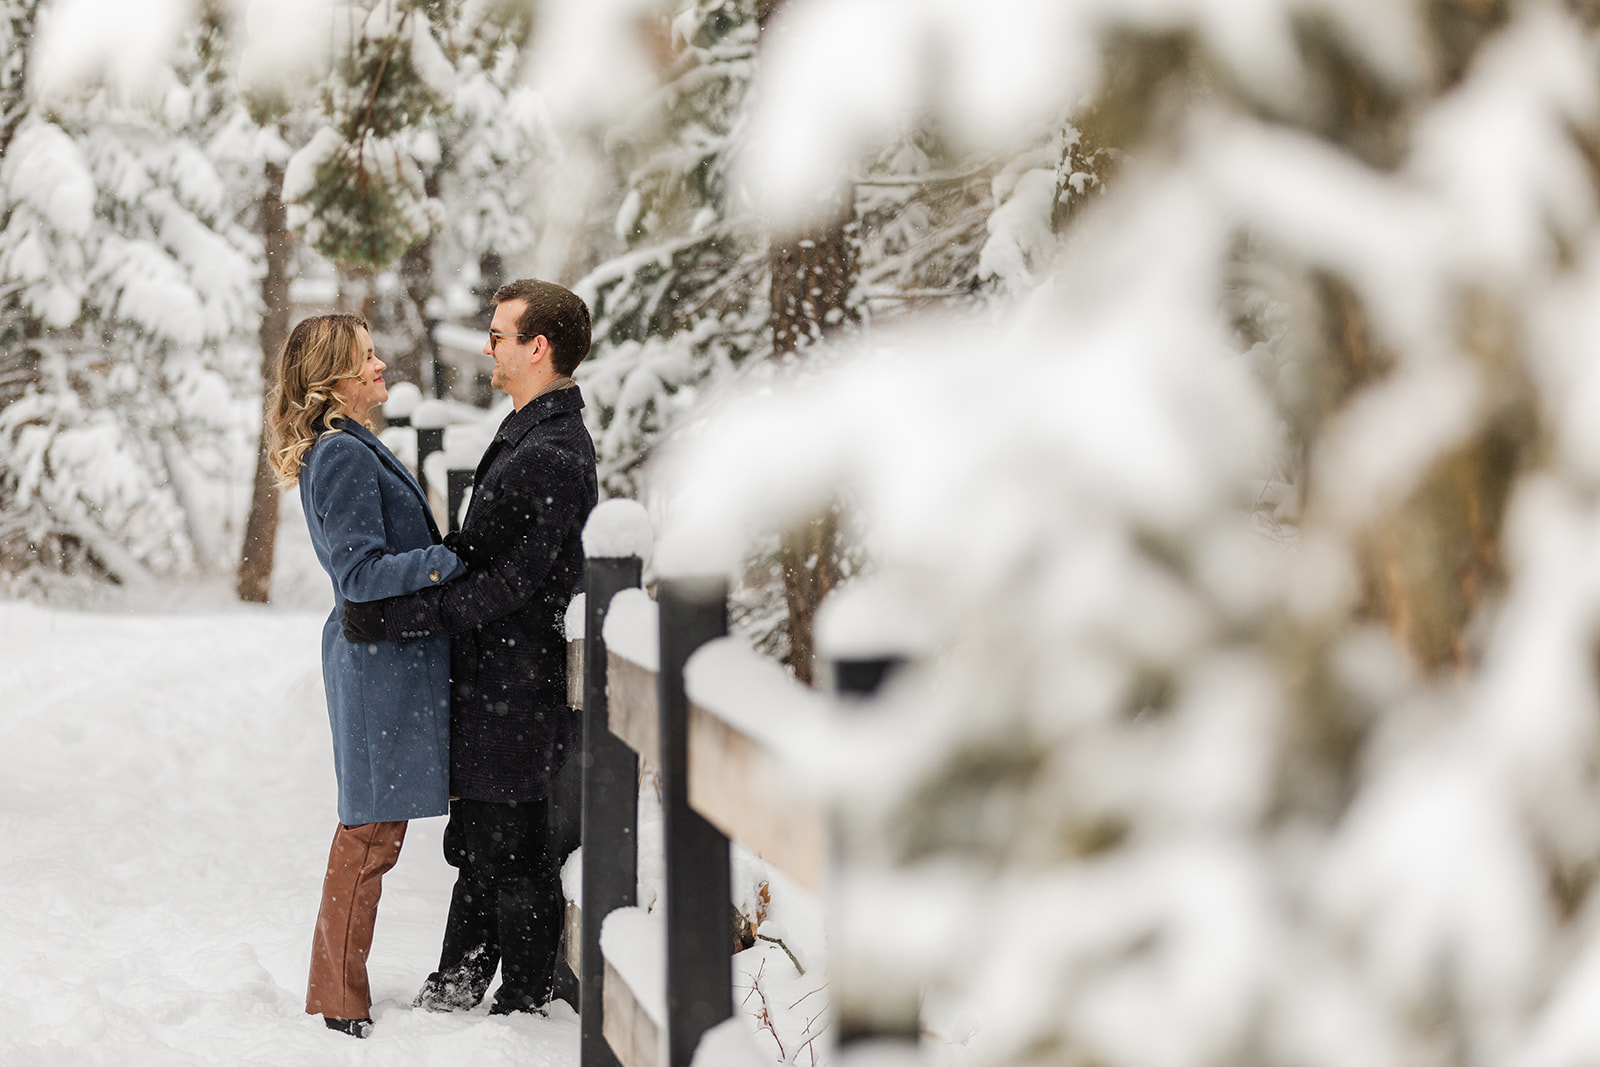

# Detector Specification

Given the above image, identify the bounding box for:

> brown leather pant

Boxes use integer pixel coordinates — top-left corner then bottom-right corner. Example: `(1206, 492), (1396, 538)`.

(305, 820), (407, 1019)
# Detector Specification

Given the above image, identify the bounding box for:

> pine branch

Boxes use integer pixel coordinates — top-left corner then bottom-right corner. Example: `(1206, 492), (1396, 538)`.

(356, 22), (405, 149)
(853, 166), (989, 187)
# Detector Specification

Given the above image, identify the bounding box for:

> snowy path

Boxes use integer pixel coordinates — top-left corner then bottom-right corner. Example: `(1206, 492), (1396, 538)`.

(0, 598), (578, 1065)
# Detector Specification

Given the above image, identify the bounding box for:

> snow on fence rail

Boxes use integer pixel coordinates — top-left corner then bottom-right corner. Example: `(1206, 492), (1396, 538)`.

(567, 501), (913, 1067)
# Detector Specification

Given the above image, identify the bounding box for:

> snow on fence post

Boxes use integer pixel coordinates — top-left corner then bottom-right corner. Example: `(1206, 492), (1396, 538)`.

(580, 501), (654, 1067)
(818, 585), (928, 1049)
(411, 397), (458, 508)
(656, 575), (734, 1067)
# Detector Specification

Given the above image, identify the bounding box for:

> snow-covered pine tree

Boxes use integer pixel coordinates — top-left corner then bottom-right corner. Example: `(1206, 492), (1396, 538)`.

(368, 0), (556, 398)
(0, 4), (259, 588)
(568, 1), (1115, 673)
(652, 2), (1600, 1063)
(236, 0), (504, 602)
(281, 1), (450, 273)
(0, 0), (39, 413)
(853, 137), (991, 318)
(575, 0), (769, 501)
(427, 3), (553, 327)
(233, 1), (564, 603)
(752, 0), (861, 683)
(287, 1), (554, 402)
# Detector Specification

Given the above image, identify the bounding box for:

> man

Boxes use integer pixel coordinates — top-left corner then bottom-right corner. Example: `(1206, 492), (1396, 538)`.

(343, 279), (598, 1015)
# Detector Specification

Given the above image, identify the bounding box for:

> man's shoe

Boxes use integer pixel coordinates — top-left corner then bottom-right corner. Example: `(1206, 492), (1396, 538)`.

(413, 971), (484, 1012)
(324, 1017), (373, 1038)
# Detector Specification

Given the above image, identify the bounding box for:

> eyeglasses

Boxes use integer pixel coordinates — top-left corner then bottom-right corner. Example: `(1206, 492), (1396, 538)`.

(487, 329), (525, 349)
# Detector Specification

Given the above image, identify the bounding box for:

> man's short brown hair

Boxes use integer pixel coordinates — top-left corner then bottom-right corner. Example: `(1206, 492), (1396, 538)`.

(493, 279), (592, 376)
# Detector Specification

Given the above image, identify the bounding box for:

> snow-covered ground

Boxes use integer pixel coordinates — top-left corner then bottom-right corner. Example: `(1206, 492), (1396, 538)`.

(0, 536), (579, 1064)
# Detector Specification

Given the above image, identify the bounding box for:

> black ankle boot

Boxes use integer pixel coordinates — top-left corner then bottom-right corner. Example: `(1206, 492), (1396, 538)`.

(488, 987), (551, 1016)
(324, 1017), (373, 1038)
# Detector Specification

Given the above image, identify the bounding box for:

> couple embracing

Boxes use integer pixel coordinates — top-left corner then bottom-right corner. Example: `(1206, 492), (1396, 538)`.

(265, 279), (598, 1037)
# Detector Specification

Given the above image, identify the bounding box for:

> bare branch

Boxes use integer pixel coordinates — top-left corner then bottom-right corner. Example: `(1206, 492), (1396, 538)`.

(756, 933), (805, 975)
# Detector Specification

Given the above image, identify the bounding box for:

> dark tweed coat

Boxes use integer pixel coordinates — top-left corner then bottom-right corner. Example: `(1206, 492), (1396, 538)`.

(383, 386), (597, 802)
(300, 419), (465, 825)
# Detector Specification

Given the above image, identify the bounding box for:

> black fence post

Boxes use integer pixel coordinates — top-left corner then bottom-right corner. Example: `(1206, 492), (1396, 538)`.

(831, 652), (921, 1049)
(446, 468), (474, 535)
(579, 554), (644, 1067)
(657, 576), (732, 1067)
(415, 425), (444, 503)
(423, 315), (445, 399)
(833, 657), (903, 701)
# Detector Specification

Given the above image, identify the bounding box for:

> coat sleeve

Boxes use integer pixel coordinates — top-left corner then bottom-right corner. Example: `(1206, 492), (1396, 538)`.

(383, 442), (588, 638)
(308, 433), (466, 603)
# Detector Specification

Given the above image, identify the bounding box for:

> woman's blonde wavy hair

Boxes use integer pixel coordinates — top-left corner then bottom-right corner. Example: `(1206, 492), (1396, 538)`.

(267, 313), (371, 489)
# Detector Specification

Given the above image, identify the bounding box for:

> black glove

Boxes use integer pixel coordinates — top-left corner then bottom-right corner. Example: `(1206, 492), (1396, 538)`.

(448, 491), (538, 568)
(343, 598), (389, 642)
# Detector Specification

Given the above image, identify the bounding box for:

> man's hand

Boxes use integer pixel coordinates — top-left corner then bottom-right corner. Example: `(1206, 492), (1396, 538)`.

(343, 599), (389, 642)
(449, 491), (538, 568)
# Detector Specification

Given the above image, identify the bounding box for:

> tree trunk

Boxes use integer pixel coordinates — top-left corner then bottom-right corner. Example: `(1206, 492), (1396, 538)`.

(236, 159), (293, 604)
(768, 202), (858, 682)
(395, 234), (433, 392)
(0, 3), (40, 414)
(759, 0), (860, 681)
(778, 511), (840, 684)
(1351, 293), (1527, 673)
(0, 2), (38, 160)
(769, 207), (858, 358)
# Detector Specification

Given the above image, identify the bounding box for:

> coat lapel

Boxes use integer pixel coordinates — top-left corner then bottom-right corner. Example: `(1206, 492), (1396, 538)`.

(462, 388), (585, 529)
(336, 420), (442, 539)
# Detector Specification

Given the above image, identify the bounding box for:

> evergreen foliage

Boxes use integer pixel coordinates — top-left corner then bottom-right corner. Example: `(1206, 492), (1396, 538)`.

(576, 0), (769, 500)
(0, 9), (259, 586)
(281, 0), (453, 272)
(428, 3), (554, 317)
(654, 4), (1600, 1063)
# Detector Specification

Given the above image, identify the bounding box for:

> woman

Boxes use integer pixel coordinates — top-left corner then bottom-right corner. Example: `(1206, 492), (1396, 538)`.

(267, 313), (464, 1039)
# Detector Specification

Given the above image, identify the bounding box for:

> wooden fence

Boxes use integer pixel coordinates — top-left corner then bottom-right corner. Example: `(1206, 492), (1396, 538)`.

(566, 532), (915, 1067)
(381, 409), (920, 1063)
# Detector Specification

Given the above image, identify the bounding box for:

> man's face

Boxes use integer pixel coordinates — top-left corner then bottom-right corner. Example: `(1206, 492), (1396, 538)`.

(485, 298), (531, 394)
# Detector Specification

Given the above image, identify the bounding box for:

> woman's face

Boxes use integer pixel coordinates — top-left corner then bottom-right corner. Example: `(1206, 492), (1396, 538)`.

(333, 327), (387, 421)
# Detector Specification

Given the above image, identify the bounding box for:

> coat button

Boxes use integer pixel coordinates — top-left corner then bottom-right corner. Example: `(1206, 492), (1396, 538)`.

(429, 569), (441, 582)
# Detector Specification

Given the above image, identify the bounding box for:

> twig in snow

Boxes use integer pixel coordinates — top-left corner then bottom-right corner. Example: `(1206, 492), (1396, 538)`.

(787, 985), (823, 1011)
(744, 957), (786, 1061)
(757, 933), (805, 975)
(793, 1014), (831, 1066)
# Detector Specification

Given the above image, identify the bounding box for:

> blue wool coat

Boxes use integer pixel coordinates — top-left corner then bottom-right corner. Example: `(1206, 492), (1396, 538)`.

(300, 418), (466, 826)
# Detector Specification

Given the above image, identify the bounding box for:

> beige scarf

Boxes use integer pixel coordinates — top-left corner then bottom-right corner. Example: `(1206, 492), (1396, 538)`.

(533, 376), (577, 401)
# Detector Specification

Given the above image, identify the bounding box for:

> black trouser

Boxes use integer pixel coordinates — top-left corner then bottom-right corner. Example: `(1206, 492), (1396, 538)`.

(434, 797), (560, 1013)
